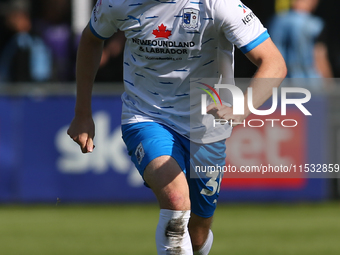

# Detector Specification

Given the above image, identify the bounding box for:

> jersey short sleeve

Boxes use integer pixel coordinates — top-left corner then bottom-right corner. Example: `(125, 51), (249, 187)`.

(214, 0), (269, 54)
(89, 0), (118, 39)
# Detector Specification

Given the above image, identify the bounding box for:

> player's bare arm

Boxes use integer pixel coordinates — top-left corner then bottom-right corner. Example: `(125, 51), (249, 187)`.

(207, 38), (287, 126)
(67, 24), (105, 153)
(243, 37), (287, 114)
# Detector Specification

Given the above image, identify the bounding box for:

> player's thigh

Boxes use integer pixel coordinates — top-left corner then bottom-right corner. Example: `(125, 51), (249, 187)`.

(144, 155), (190, 210)
(122, 122), (190, 209)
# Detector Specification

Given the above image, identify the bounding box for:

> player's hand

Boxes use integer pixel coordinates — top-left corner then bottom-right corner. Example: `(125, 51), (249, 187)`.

(207, 103), (247, 127)
(67, 115), (95, 153)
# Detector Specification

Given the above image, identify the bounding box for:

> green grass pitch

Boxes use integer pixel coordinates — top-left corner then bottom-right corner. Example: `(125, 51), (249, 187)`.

(0, 203), (339, 255)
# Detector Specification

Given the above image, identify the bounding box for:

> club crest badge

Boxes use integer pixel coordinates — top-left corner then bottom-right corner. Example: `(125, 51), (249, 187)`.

(135, 142), (145, 165)
(182, 8), (200, 29)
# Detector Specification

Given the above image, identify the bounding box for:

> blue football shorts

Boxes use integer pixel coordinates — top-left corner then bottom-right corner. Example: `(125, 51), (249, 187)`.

(122, 122), (226, 218)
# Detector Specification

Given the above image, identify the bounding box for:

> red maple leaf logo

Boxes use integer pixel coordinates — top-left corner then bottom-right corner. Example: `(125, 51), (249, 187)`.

(152, 24), (172, 39)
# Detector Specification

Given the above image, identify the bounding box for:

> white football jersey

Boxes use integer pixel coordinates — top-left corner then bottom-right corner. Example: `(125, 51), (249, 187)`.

(90, 0), (269, 143)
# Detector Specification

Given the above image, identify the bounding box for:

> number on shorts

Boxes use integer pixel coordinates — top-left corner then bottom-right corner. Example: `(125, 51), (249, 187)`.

(200, 171), (223, 196)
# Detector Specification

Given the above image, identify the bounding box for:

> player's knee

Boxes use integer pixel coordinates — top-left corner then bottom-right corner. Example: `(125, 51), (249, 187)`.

(164, 191), (190, 210)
